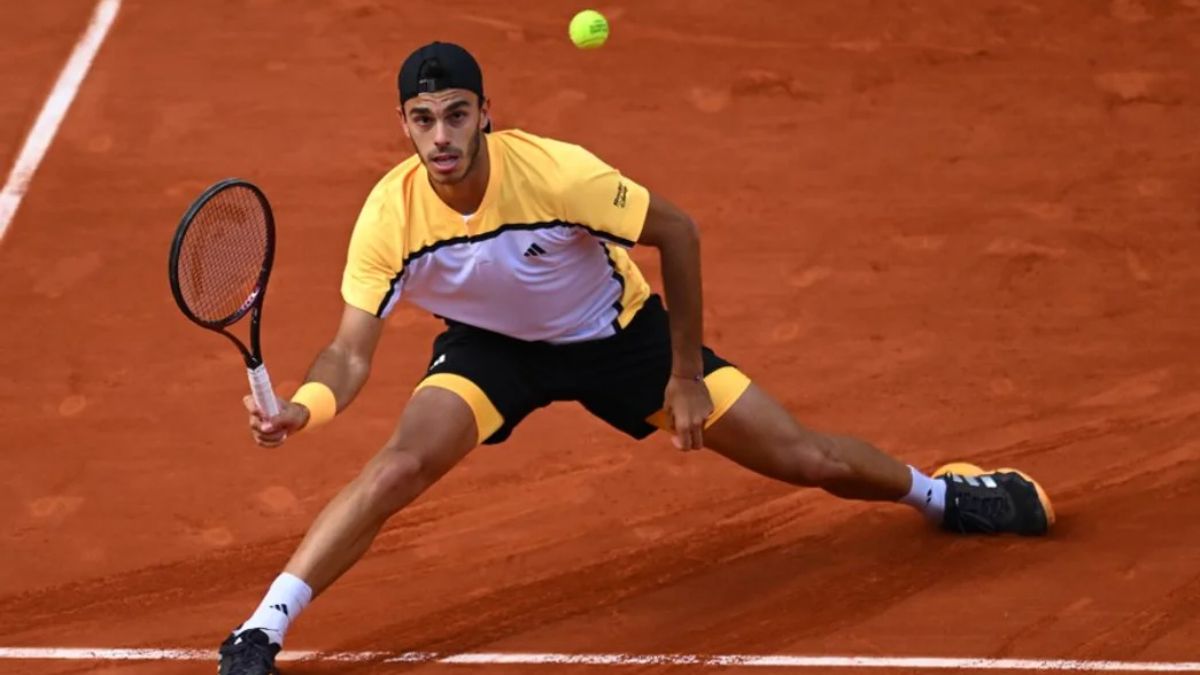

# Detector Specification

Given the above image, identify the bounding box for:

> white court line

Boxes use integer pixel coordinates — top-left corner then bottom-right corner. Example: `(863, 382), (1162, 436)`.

(1, 649), (1199, 672)
(0, 0), (122, 241)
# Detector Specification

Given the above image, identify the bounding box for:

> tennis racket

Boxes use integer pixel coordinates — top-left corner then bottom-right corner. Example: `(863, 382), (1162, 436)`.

(168, 178), (280, 418)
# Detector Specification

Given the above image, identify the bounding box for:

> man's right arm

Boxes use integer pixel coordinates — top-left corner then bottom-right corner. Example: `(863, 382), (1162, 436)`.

(246, 303), (384, 447)
(300, 303), (385, 411)
(248, 172), (402, 447)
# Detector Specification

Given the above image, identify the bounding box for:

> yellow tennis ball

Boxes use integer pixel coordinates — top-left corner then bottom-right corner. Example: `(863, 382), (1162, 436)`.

(569, 9), (609, 49)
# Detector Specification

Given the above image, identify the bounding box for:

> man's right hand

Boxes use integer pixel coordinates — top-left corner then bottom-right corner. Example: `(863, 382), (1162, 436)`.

(244, 395), (310, 447)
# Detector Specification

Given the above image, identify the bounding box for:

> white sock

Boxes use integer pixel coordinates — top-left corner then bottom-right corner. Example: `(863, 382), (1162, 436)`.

(900, 466), (946, 523)
(236, 572), (313, 646)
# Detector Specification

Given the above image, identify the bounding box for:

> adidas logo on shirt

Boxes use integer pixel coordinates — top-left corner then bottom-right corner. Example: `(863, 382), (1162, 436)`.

(523, 243), (547, 257)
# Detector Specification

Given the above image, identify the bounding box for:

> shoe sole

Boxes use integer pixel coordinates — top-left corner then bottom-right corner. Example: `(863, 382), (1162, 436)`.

(932, 462), (1056, 528)
(932, 462), (984, 479)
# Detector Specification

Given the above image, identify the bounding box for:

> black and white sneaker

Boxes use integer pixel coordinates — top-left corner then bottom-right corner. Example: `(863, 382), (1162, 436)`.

(218, 628), (280, 675)
(934, 462), (1054, 536)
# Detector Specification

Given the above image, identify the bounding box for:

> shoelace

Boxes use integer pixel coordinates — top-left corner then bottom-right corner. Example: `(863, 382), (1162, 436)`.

(222, 634), (276, 674)
(950, 481), (1013, 533)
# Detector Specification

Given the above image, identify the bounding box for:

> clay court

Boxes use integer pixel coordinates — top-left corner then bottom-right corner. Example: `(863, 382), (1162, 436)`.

(2, 0), (1199, 673)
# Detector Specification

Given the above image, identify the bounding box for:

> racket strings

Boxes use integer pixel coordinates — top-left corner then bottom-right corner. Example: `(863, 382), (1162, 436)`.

(175, 186), (269, 324)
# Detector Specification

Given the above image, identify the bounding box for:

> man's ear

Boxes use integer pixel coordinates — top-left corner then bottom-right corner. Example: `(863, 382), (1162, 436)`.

(396, 105), (412, 138)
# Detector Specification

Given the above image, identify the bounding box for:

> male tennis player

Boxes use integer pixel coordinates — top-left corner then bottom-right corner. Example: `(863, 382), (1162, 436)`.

(217, 42), (1054, 674)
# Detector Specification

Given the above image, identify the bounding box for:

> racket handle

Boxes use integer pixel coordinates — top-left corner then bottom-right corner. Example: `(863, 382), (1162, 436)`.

(247, 364), (280, 419)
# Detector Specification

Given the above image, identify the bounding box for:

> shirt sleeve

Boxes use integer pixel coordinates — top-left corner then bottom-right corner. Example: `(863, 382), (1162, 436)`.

(341, 180), (404, 317)
(557, 145), (650, 247)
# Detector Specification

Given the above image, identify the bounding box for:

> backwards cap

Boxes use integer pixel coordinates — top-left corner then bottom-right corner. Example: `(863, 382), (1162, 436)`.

(398, 42), (484, 105)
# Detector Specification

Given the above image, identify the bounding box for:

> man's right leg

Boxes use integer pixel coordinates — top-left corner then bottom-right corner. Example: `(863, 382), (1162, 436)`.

(218, 386), (478, 675)
(284, 385), (478, 593)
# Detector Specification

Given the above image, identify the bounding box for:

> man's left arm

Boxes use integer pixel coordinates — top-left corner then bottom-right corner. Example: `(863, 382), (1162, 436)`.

(638, 193), (714, 451)
(553, 146), (714, 450)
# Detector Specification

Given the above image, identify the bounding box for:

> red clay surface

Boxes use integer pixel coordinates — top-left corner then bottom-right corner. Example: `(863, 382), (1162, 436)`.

(2, 0), (1200, 673)
(0, 1), (98, 171)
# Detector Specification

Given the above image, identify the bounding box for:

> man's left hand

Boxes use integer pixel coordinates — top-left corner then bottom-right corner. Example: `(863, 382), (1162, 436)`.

(663, 374), (714, 451)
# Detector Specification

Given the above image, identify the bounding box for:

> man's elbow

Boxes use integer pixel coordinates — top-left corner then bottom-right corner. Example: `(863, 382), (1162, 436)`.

(327, 340), (374, 377)
(643, 212), (699, 249)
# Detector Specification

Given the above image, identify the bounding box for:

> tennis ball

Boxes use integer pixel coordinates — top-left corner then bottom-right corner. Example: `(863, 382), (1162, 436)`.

(569, 9), (609, 49)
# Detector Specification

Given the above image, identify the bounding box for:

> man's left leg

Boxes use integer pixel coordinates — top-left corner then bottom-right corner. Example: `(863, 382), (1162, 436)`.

(700, 376), (1054, 535)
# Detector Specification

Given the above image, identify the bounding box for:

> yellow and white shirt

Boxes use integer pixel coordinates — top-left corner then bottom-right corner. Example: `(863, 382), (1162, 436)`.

(342, 129), (652, 343)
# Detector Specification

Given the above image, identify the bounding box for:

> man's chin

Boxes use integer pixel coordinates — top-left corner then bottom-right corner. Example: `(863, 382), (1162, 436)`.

(429, 171), (464, 185)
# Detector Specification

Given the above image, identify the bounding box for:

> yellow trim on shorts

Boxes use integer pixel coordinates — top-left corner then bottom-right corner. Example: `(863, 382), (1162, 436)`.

(645, 366), (752, 431)
(414, 373), (503, 446)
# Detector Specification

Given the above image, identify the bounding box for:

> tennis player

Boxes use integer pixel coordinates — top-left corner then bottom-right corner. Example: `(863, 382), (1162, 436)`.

(217, 42), (1054, 675)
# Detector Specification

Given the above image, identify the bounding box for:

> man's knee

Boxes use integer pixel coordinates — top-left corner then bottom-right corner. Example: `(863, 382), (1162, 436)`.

(359, 444), (432, 514)
(778, 433), (851, 487)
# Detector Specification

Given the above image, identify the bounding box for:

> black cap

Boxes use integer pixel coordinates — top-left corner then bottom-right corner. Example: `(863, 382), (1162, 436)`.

(398, 42), (484, 105)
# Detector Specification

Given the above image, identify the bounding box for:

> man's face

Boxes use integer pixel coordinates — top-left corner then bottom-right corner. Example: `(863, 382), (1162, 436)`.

(400, 90), (489, 185)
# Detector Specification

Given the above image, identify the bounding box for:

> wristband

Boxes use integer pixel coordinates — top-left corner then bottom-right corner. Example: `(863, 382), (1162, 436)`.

(291, 382), (337, 431)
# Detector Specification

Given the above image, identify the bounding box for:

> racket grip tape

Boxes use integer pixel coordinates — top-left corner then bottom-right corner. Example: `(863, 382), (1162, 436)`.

(247, 363), (281, 418)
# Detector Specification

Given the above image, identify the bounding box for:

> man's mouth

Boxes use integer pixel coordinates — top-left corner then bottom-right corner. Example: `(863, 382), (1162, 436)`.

(430, 153), (460, 174)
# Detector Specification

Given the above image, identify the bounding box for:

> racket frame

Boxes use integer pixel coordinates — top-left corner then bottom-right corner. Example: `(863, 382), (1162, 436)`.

(168, 178), (280, 417)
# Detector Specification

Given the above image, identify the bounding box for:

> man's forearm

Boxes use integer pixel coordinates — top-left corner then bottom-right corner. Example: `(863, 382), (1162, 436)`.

(656, 218), (705, 377)
(302, 344), (372, 412)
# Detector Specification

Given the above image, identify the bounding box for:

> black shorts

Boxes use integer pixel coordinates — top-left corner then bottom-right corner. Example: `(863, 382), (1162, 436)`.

(415, 294), (750, 445)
